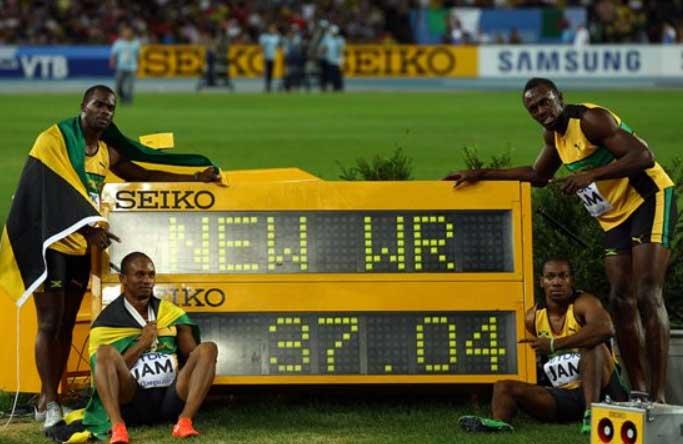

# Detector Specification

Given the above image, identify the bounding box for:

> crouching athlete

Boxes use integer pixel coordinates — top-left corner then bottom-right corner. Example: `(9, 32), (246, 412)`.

(459, 259), (628, 434)
(60, 252), (218, 443)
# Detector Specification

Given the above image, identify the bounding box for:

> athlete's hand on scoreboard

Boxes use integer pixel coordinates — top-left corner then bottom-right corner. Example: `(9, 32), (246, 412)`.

(139, 321), (158, 350)
(194, 166), (223, 183)
(443, 169), (483, 187)
(81, 226), (121, 250)
(518, 337), (552, 355)
(552, 171), (595, 194)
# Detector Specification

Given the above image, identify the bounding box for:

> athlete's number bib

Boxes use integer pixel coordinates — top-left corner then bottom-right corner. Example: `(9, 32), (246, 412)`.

(543, 352), (581, 388)
(576, 183), (612, 217)
(130, 352), (178, 389)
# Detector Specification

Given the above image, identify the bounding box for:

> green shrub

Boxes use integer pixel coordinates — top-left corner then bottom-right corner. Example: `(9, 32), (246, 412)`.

(662, 157), (683, 325)
(337, 147), (413, 181)
(531, 184), (609, 300)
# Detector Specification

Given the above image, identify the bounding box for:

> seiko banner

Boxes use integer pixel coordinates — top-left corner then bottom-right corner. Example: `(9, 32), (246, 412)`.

(479, 45), (683, 78)
(138, 44), (478, 78)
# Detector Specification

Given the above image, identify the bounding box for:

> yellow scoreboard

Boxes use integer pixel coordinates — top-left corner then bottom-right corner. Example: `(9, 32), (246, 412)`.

(93, 170), (536, 384)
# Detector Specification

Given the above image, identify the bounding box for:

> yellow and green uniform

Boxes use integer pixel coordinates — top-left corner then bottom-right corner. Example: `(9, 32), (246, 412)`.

(535, 302), (585, 390)
(50, 135), (111, 256)
(554, 103), (674, 236)
(50, 296), (200, 443)
(533, 298), (628, 423)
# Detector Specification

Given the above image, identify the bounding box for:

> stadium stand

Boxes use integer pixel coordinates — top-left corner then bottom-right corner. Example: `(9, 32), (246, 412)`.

(1, 1), (681, 46)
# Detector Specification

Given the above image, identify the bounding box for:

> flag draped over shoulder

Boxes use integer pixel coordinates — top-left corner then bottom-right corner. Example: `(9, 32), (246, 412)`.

(0, 117), (218, 307)
(57, 296), (200, 442)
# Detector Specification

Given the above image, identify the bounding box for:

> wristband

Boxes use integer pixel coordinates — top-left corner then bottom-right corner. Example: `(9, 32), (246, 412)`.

(550, 337), (555, 354)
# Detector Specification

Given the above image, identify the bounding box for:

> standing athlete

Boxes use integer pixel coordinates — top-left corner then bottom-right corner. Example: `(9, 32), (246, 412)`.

(0, 84), (220, 430)
(445, 78), (676, 403)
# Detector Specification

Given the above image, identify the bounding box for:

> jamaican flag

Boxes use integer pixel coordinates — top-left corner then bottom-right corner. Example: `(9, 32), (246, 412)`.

(51, 295), (200, 442)
(0, 117), (219, 306)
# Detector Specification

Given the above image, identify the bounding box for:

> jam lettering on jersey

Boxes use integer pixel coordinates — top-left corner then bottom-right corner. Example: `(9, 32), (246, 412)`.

(130, 352), (178, 388)
(543, 352), (581, 388)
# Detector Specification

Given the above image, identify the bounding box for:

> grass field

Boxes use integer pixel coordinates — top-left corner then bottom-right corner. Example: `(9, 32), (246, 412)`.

(1, 90), (682, 443)
(1, 90), (683, 225)
(1, 391), (589, 444)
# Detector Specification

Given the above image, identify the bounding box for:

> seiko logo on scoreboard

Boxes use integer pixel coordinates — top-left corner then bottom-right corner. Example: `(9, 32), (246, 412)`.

(115, 190), (216, 209)
(157, 287), (226, 308)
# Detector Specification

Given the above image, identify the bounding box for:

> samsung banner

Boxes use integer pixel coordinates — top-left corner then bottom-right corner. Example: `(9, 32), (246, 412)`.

(479, 45), (683, 78)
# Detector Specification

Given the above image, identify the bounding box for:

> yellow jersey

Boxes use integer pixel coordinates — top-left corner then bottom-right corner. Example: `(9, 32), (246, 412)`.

(49, 141), (110, 256)
(535, 303), (583, 389)
(554, 103), (673, 231)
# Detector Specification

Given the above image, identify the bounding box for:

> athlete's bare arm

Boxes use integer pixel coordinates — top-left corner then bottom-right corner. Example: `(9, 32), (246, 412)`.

(108, 146), (220, 183)
(176, 324), (199, 359)
(553, 293), (615, 351)
(558, 108), (654, 194)
(524, 305), (537, 337)
(444, 130), (562, 187)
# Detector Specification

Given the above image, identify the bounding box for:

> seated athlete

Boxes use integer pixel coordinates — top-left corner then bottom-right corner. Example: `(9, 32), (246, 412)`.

(459, 258), (628, 434)
(87, 252), (217, 443)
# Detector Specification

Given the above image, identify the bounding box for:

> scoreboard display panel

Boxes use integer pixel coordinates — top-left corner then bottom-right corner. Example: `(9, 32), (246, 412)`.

(94, 172), (536, 384)
(106, 210), (513, 274)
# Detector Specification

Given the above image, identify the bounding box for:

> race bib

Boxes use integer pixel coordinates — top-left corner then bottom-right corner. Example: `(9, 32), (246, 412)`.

(543, 352), (581, 388)
(576, 183), (612, 217)
(130, 352), (178, 389)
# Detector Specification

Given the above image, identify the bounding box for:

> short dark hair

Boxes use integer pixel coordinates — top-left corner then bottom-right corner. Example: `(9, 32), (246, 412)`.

(541, 258), (572, 275)
(82, 84), (115, 103)
(523, 78), (559, 95)
(120, 251), (153, 274)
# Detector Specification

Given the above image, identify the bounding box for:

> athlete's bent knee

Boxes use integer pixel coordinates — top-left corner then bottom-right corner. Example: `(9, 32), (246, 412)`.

(96, 344), (119, 366)
(196, 342), (218, 362)
(493, 380), (516, 399)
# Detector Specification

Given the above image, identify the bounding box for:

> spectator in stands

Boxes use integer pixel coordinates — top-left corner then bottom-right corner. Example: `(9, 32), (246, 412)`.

(573, 24), (590, 47)
(443, 15), (469, 45)
(258, 24), (280, 93)
(321, 24), (345, 92)
(197, 28), (233, 91)
(110, 25), (140, 105)
(282, 25), (306, 91)
(310, 19), (330, 91)
(508, 27), (523, 44)
(662, 21), (678, 44)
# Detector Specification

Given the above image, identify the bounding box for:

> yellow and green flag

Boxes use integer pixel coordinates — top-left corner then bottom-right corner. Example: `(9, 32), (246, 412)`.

(0, 117), (219, 306)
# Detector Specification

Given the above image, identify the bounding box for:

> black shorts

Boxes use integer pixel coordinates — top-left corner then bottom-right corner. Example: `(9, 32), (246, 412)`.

(605, 187), (677, 255)
(120, 380), (185, 426)
(545, 370), (628, 422)
(41, 249), (90, 292)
